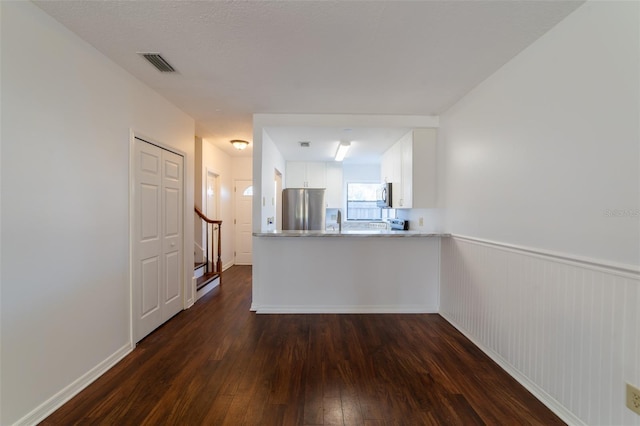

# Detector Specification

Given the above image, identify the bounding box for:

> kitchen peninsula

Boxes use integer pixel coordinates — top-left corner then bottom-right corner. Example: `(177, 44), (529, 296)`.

(251, 230), (449, 313)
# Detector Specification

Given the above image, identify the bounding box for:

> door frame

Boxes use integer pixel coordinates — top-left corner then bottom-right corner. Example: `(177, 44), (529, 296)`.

(205, 168), (221, 219)
(129, 130), (188, 346)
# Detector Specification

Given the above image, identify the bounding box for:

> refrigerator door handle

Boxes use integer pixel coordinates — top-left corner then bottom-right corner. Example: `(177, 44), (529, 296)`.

(303, 190), (309, 230)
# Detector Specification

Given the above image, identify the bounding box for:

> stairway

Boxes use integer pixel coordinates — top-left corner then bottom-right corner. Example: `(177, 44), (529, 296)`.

(194, 206), (222, 300)
(194, 262), (220, 299)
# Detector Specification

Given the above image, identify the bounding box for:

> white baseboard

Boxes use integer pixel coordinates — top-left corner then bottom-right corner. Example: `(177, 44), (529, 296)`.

(14, 343), (133, 426)
(439, 313), (585, 426)
(185, 276), (197, 309)
(256, 304), (438, 314)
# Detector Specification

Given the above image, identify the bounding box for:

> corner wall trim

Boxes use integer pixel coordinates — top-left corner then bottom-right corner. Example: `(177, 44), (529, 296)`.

(451, 234), (639, 278)
(13, 343), (133, 426)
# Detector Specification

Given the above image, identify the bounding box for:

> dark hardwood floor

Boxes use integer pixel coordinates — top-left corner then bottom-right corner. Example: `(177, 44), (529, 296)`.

(42, 266), (564, 425)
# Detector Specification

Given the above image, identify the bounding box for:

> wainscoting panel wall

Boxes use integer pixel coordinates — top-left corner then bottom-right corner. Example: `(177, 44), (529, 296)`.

(440, 236), (640, 426)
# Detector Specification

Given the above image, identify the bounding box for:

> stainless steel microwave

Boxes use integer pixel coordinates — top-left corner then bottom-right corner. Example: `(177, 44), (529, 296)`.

(376, 182), (392, 208)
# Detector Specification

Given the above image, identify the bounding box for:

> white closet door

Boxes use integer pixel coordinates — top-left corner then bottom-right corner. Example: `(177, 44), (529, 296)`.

(160, 149), (183, 322)
(133, 138), (183, 342)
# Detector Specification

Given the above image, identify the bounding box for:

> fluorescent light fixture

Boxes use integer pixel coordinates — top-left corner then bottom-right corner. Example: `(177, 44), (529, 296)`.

(335, 141), (351, 161)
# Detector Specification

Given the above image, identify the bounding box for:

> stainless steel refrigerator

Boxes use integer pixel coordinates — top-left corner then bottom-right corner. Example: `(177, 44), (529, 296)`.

(282, 188), (326, 230)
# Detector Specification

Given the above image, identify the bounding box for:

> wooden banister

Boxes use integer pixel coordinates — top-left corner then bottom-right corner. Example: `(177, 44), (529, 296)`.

(194, 207), (222, 285)
(195, 206), (222, 225)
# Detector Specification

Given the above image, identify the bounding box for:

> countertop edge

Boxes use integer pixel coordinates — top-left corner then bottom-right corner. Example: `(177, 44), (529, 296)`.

(253, 231), (451, 238)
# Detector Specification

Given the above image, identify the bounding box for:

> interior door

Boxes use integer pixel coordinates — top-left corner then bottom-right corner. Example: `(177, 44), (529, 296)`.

(161, 148), (183, 322)
(133, 138), (183, 343)
(234, 180), (253, 265)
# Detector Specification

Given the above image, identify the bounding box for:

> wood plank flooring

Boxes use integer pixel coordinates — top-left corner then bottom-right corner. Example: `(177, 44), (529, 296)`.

(42, 266), (564, 425)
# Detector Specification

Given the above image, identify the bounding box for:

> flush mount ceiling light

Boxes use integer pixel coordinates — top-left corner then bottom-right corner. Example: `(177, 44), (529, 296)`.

(335, 141), (351, 162)
(230, 139), (249, 150)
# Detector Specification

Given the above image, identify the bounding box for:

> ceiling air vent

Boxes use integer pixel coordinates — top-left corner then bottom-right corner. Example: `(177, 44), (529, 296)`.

(139, 53), (176, 73)
(299, 141), (311, 148)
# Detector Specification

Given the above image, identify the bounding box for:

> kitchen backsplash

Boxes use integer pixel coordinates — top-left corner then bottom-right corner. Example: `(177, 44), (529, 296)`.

(325, 207), (443, 232)
(325, 208), (388, 231)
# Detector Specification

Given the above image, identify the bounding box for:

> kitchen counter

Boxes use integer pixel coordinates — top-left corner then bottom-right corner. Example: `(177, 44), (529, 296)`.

(252, 232), (444, 314)
(253, 230), (450, 237)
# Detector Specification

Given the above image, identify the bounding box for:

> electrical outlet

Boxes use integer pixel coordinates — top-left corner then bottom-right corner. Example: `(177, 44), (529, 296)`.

(418, 217), (424, 227)
(627, 383), (640, 415)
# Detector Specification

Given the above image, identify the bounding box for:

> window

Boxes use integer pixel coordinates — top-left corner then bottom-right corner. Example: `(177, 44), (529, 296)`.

(346, 183), (381, 220)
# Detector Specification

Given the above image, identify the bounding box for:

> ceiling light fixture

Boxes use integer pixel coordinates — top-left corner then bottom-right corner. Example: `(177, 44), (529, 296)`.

(230, 139), (249, 150)
(335, 141), (351, 162)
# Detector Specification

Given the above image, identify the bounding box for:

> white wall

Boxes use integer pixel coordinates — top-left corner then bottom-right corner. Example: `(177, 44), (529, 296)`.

(0, 2), (195, 424)
(232, 157), (253, 181)
(396, 208), (443, 234)
(439, 2), (639, 425)
(259, 130), (286, 232)
(440, 1), (639, 267)
(342, 163), (380, 186)
(201, 139), (235, 269)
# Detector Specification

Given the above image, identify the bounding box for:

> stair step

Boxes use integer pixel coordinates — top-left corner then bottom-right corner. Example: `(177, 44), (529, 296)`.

(196, 272), (220, 290)
(194, 262), (206, 270)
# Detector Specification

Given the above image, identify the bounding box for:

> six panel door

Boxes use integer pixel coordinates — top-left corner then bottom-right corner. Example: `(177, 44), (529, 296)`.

(133, 138), (183, 343)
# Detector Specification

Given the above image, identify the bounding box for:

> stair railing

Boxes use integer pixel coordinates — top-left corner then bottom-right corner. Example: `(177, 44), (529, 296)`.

(194, 206), (222, 280)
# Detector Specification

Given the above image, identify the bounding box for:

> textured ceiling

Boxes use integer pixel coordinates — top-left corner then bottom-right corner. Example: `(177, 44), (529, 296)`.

(34, 0), (583, 158)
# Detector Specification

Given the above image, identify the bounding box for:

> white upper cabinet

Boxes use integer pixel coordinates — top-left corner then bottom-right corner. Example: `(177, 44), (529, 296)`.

(286, 162), (307, 187)
(381, 129), (437, 209)
(285, 161), (326, 188)
(286, 161), (343, 208)
(305, 162), (327, 188)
